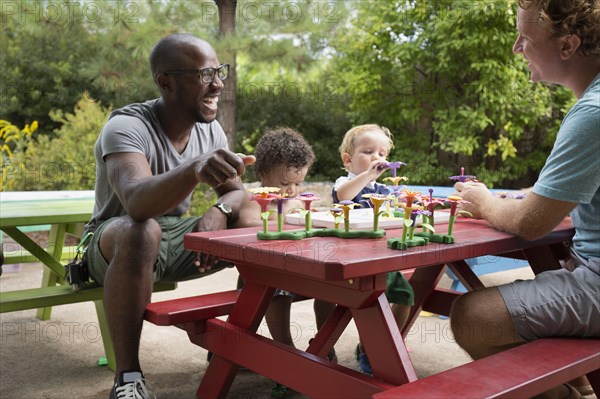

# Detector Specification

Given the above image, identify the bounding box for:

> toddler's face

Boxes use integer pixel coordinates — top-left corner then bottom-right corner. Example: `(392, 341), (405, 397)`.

(260, 164), (309, 198)
(344, 131), (390, 175)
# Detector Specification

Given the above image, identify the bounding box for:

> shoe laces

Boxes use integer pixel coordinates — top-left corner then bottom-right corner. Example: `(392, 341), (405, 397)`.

(115, 378), (156, 399)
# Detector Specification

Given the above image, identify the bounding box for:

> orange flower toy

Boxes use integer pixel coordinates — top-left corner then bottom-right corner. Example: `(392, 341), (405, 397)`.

(441, 195), (471, 243)
(247, 187), (280, 234)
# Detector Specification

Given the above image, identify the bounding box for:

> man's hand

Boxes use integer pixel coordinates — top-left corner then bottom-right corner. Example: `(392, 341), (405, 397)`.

(453, 182), (492, 219)
(194, 149), (255, 188)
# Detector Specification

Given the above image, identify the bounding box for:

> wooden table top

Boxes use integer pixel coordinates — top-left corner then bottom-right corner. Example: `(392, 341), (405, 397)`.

(185, 218), (575, 281)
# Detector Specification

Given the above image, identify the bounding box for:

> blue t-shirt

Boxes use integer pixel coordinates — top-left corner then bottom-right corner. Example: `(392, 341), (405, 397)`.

(533, 73), (600, 262)
(332, 174), (391, 208)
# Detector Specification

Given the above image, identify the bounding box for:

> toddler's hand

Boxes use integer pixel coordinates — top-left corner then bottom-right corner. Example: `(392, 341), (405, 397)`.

(367, 160), (389, 179)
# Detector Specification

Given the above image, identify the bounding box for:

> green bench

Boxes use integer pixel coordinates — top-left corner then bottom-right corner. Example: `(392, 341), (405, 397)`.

(1, 281), (177, 370)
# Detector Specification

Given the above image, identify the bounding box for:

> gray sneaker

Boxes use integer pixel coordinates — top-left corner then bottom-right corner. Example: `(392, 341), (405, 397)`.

(109, 370), (156, 399)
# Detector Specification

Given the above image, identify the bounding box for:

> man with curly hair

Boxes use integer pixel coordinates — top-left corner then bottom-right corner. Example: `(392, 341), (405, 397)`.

(452, 1), (599, 397)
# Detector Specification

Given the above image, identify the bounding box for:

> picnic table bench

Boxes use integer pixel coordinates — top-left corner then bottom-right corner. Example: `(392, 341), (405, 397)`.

(372, 338), (600, 399)
(0, 191), (177, 370)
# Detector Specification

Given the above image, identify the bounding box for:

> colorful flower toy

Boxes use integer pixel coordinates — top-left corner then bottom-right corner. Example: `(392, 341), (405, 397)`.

(247, 187), (280, 234)
(362, 193), (394, 232)
(387, 189), (431, 250)
(449, 167), (477, 183)
(384, 161), (407, 178)
(274, 195), (293, 232)
(414, 188), (451, 243)
(320, 200), (385, 239)
(383, 176), (408, 214)
(296, 192), (319, 231)
(408, 209), (432, 241)
(335, 200), (361, 233)
(429, 195), (471, 244)
(329, 208), (344, 230)
(382, 161), (408, 213)
(249, 187), (307, 240)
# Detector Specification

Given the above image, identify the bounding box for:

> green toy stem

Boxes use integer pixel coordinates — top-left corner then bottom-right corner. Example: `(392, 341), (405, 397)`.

(447, 215), (457, 236)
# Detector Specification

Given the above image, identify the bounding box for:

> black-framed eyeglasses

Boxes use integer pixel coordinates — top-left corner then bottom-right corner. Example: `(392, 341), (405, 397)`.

(163, 64), (229, 84)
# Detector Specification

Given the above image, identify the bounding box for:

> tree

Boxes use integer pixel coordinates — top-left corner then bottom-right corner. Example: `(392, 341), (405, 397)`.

(331, 0), (574, 188)
(0, 1), (101, 132)
(216, 0), (238, 150)
(1, 0), (352, 183)
(1, 1), (219, 136)
(232, 0), (351, 180)
(9, 95), (111, 191)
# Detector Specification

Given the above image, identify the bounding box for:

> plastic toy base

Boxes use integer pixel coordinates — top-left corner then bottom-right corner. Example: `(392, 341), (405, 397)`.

(387, 236), (429, 250)
(414, 232), (455, 244)
(312, 228), (386, 239)
(257, 230), (307, 240)
(257, 228), (386, 240)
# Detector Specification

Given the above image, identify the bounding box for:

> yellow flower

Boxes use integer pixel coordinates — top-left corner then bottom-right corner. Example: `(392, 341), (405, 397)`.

(383, 176), (408, 186)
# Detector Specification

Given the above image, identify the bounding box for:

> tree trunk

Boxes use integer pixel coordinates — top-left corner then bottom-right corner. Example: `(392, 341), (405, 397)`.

(217, 0), (237, 151)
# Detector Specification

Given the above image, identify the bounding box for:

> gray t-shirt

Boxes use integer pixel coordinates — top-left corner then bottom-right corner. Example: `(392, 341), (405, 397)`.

(533, 73), (600, 264)
(86, 99), (228, 231)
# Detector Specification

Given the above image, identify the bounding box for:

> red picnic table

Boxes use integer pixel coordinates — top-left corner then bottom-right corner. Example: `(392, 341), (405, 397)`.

(147, 218), (584, 398)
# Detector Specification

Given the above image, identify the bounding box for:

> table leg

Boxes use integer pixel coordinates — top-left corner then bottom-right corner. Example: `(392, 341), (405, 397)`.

(446, 260), (485, 291)
(37, 224), (67, 320)
(306, 305), (352, 359)
(402, 263), (446, 335)
(523, 244), (563, 275)
(352, 294), (417, 385)
(2, 227), (65, 277)
(191, 281), (275, 399)
(587, 368), (600, 398)
(94, 299), (116, 370)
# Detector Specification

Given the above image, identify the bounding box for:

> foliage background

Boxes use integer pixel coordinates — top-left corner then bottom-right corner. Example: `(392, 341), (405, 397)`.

(1, 0), (575, 209)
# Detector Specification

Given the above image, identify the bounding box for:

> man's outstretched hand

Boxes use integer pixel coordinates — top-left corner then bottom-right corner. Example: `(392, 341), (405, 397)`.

(195, 149), (254, 188)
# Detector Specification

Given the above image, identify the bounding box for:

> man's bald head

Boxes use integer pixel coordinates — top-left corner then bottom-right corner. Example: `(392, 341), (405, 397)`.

(149, 34), (215, 77)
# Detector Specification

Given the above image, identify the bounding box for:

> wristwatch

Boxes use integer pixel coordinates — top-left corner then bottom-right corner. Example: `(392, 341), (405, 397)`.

(213, 202), (234, 223)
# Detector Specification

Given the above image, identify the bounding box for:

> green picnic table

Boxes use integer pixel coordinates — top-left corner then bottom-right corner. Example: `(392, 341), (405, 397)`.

(0, 191), (176, 370)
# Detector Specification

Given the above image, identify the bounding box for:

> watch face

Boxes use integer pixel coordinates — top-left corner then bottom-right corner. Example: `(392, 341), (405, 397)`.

(217, 203), (232, 215)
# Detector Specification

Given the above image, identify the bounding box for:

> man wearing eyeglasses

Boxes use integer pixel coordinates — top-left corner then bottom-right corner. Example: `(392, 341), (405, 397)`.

(83, 33), (254, 399)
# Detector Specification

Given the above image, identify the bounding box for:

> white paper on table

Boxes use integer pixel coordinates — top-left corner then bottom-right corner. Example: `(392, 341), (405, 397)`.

(285, 208), (451, 230)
